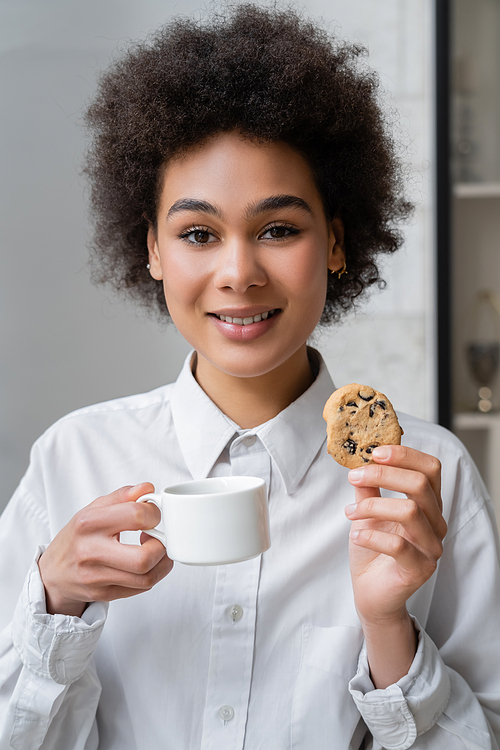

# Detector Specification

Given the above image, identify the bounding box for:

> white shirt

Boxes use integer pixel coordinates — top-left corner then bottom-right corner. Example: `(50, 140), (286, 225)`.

(1, 350), (499, 750)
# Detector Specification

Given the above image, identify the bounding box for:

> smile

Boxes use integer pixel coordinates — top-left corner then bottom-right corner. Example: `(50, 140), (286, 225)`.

(213, 310), (277, 326)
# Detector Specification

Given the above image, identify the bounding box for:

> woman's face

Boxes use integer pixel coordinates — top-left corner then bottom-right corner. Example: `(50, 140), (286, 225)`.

(148, 131), (344, 382)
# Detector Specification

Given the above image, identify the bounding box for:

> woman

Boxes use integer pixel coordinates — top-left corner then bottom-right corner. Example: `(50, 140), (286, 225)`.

(1, 5), (499, 749)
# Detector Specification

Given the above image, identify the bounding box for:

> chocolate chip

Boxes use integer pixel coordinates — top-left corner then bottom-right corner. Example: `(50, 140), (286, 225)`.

(364, 444), (379, 454)
(346, 401), (358, 407)
(359, 388), (375, 401)
(342, 438), (357, 455)
(369, 400), (387, 417)
(338, 405), (344, 412)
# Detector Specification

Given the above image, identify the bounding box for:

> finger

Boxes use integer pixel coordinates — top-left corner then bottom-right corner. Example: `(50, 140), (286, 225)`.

(74, 495), (161, 536)
(349, 526), (439, 581)
(92, 483), (155, 508)
(81, 553), (174, 601)
(98, 535), (169, 575)
(371, 445), (442, 508)
(348, 464), (446, 539)
(351, 483), (381, 506)
(97, 557), (174, 602)
(346, 496), (445, 556)
(108, 551), (173, 590)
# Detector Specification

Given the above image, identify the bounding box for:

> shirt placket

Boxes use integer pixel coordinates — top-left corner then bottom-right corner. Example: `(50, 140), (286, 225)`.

(200, 434), (271, 750)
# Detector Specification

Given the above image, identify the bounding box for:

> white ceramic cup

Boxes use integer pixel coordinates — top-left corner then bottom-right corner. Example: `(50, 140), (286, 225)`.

(138, 476), (270, 565)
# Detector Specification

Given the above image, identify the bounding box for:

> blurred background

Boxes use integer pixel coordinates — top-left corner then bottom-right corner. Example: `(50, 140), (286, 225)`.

(1, 0), (499, 526)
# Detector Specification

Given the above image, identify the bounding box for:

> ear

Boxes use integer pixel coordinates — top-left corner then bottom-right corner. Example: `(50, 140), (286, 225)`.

(327, 217), (345, 274)
(147, 225), (163, 280)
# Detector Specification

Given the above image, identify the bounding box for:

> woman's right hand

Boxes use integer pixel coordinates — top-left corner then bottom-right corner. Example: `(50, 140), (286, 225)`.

(38, 483), (173, 618)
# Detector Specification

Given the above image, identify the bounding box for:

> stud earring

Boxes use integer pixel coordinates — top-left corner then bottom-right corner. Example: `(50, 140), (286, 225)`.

(146, 263), (151, 270)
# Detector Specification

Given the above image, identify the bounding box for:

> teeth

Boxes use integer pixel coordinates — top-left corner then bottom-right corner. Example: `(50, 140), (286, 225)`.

(217, 310), (275, 325)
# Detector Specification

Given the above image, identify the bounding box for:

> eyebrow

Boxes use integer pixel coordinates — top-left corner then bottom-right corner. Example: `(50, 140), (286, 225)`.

(167, 198), (223, 220)
(244, 195), (313, 219)
(166, 194), (313, 221)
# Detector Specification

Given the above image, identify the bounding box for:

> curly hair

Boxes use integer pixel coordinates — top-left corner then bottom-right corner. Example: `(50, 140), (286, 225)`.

(84, 3), (412, 324)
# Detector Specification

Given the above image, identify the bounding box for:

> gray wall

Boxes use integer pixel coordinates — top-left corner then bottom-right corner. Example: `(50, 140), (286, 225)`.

(0, 0), (435, 509)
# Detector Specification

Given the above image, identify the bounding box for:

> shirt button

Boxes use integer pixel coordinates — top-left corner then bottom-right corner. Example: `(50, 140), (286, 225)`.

(228, 604), (244, 622)
(243, 434), (256, 447)
(219, 705), (235, 722)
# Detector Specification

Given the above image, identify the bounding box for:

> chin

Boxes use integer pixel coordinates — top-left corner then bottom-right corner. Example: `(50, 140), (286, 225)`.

(205, 344), (304, 380)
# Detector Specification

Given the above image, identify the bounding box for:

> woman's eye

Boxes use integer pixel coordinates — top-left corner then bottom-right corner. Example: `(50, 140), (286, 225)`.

(192, 230), (210, 244)
(260, 224), (298, 240)
(180, 228), (215, 245)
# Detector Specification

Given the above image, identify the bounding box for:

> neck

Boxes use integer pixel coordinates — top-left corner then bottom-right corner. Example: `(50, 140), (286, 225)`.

(194, 347), (315, 428)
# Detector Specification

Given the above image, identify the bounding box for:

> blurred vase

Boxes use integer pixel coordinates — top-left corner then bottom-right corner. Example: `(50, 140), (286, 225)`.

(465, 291), (500, 412)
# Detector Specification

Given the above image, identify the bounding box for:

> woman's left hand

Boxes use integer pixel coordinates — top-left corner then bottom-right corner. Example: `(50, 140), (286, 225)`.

(345, 445), (447, 626)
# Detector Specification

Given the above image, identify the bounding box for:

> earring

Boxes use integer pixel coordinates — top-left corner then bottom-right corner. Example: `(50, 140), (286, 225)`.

(146, 263), (151, 270)
(330, 260), (347, 278)
(336, 259), (347, 279)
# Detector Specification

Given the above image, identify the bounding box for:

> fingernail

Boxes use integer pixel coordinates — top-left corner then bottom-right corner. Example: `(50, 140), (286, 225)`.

(350, 529), (359, 540)
(373, 446), (390, 459)
(345, 503), (357, 516)
(348, 468), (364, 482)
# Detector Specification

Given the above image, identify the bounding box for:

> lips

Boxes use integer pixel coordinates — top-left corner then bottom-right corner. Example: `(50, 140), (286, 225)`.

(212, 309), (277, 326)
(208, 308), (280, 341)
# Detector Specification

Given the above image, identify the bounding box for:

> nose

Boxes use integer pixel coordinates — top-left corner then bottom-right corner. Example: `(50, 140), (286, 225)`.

(213, 237), (267, 293)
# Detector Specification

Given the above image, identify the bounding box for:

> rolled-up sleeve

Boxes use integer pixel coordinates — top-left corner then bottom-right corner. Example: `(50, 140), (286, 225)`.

(0, 453), (109, 750)
(1, 549), (107, 750)
(349, 489), (500, 750)
(12, 549), (107, 686)
(349, 620), (451, 749)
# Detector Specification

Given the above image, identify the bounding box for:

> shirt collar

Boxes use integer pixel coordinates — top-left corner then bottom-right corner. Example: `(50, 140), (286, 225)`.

(170, 349), (335, 494)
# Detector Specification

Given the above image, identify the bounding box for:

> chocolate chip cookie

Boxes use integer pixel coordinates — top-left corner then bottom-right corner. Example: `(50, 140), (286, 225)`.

(323, 383), (403, 468)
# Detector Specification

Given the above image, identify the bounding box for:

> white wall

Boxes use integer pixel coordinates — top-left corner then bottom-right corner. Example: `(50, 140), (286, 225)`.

(0, 0), (435, 508)
(313, 0), (435, 424)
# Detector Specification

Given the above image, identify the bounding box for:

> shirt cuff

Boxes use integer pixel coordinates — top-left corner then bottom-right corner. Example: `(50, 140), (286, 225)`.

(348, 617), (451, 750)
(11, 546), (108, 685)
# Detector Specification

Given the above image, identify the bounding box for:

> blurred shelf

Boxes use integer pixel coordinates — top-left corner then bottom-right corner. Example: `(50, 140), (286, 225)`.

(453, 182), (500, 198)
(454, 411), (500, 429)
(454, 411), (500, 533)
(449, 0), (500, 535)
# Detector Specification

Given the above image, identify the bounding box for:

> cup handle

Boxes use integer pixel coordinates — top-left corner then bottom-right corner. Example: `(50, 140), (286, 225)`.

(137, 492), (166, 546)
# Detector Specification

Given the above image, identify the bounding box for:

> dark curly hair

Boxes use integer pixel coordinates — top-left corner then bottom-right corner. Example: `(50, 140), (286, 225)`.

(84, 3), (412, 324)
